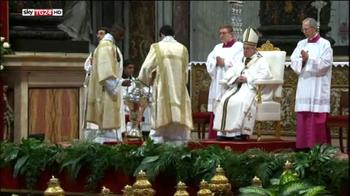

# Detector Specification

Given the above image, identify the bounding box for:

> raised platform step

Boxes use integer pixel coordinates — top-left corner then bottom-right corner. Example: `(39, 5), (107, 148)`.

(190, 139), (296, 152)
(104, 138), (296, 152)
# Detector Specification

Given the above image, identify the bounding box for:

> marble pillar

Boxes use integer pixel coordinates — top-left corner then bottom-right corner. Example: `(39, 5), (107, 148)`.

(128, 1), (155, 73)
(173, 1), (190, 49)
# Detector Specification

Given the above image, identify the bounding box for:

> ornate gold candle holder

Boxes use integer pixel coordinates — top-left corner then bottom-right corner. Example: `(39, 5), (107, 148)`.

(174, 181), (189, 196)
(209, 165), (231, 195)
(101, 186), (111, 195)
(44, 176), (65, 196)
(122, 185), (134, 196)
(132, 170), (156, 196)
(197, 179), (213, 196)
(280, 160), (299, 184)
(251, 176), (262, 187)
(284, 160), (292, 171)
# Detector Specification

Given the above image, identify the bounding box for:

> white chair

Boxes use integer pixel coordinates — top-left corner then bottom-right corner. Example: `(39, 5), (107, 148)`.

(254, 41), (286, 140)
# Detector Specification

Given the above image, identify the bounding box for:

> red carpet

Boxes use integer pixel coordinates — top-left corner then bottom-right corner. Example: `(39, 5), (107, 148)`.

(103, 138), (296, 152)
(188, 138), (296, 152)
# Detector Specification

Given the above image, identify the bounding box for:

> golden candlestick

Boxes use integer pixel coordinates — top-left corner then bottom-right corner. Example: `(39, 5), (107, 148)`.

(174, 181), (189, 196)
(251, 176), (262, 187)
(44, 176), (65, 196)
(282, 160), (292, 175)
(197, 180), (213, 196)
(132, 170), (156, 196)
(209, 165), (231, 195)
(280, 160), (299, 185)
(101, 186), (111, 195)
(122, 185), (134, 196)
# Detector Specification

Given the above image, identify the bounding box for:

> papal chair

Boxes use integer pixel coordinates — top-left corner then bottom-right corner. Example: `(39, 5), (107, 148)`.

(254, 41), (286, 140)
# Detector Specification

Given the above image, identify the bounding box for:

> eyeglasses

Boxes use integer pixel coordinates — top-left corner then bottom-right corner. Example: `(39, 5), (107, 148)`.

(219, 31), (228, 35)
(301, 28), (311, 32)
(243, 47), (254, 50)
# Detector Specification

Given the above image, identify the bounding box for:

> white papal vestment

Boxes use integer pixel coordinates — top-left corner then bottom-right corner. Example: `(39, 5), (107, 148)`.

(213, 53), (272, 137)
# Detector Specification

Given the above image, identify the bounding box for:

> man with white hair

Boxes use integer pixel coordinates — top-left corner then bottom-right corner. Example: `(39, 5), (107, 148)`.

(213, 28), (272, 141)
(290, 17), (333, 150)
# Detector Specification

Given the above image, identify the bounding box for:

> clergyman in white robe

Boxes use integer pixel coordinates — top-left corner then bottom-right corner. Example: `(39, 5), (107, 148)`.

(206, 26), (243, 139)
(206, 40), (244, 112)
(290, 18), (333, 149)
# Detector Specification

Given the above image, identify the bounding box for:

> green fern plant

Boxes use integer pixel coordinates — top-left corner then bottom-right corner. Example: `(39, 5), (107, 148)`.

(292, 144), (347, 194)
(59, 140), (101, 180)
(0, 138), (61, 189)
(239, 169), (330, 196)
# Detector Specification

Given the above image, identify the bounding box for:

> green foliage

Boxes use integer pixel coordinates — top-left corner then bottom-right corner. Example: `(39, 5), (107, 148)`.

(0, 141), (20, 166)
(0, 140), (348, 194)
(0, 138), (62, 189)
(59, 140), (99, 180)
(239, 171), (330, 196)
(291, 144), (347, 194)
(239, 186), (274, 196)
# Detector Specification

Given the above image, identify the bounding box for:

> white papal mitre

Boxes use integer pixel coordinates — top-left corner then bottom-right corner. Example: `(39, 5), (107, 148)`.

(242, 28), (259, 46)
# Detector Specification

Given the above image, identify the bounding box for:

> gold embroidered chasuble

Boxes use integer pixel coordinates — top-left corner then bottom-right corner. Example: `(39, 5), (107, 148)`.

(86, 40), (124, 130)
(138, 41), (193, 131)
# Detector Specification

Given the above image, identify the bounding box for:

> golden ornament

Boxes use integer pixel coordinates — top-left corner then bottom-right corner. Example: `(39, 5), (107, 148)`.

(197, 179), (213, 196)
(132, 170), (156, 196)
(251, 176), (262, 187)
(122, 185), (134, 196)
(101, 186), (111, 195)
(44, 176), (65, 196)
(174, 181), (189, 196)
(209, 165), (231, 195)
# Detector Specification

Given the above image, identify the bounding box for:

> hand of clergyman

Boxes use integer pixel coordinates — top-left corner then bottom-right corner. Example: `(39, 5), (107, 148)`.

(216, 56), (225, 67)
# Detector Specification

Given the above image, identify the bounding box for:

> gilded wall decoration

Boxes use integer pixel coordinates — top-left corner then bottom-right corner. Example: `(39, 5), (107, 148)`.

(190, 63), (211, 113)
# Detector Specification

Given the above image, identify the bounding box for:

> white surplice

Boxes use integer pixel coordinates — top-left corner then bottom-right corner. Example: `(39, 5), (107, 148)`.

(206, 42), (244, 112)
(213, 53), (272, 137)
(290, 36), (333, 113)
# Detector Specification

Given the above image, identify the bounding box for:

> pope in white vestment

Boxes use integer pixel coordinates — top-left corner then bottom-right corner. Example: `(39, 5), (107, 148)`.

(213, 28), (272, 140)
(290, 18), (333, 149)
(138, 25), (193, 145)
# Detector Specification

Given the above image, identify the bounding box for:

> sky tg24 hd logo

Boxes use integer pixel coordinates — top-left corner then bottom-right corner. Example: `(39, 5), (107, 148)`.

(22, 9), (63, 16)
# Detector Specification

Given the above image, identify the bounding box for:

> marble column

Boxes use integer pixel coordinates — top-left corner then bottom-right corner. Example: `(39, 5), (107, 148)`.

(128, 1), (155, 72)
(173, 1), (190, 49)
(155, 1), (172, 42)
